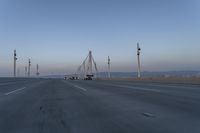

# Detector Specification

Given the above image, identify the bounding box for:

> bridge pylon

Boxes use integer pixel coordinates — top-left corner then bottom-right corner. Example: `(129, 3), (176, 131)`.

(77, 50), (98, 80)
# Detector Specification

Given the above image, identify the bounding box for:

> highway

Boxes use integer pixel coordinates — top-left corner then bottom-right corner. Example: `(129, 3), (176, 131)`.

(0, 78), (200, 133)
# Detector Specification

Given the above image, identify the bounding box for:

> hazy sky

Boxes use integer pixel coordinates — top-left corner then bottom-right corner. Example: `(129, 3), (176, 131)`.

(0, 0), (200, 76)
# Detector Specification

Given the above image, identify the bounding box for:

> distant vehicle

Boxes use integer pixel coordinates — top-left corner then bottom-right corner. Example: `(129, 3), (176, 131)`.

(69, 76), (79, 80)
(84, 75), (93, 80)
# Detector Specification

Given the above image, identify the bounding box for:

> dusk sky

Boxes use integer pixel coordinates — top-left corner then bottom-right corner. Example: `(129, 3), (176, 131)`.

(0, 0), (200, 76)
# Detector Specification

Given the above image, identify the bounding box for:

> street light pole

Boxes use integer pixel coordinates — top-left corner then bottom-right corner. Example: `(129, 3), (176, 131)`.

(137, 43), (141, 78)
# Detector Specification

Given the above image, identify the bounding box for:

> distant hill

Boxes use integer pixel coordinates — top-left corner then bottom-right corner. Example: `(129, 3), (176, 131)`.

(41, 75), (65, 79)
(98, 71), (200, 78)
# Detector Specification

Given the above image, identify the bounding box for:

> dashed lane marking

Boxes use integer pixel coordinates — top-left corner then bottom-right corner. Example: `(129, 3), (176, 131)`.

(4, 87), (26, 96)
(73, 85), (87, 92)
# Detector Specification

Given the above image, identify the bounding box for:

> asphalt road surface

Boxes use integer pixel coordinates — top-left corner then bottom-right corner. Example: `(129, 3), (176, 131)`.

(0, 78), (200, 133)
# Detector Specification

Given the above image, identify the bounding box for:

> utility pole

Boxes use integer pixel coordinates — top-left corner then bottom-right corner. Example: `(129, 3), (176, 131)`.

(25, 66), (27, 77)
(36, 64), (40, 77)
(28, 59), (31, 77)
(17, 68), (20, 77)
(14, 50), (17, 77)
(108, 56), (111, 78)
(137, 43), (141, 78)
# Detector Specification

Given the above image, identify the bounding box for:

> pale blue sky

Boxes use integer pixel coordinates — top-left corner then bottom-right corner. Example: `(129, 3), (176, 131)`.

(0, 0), (200, 76)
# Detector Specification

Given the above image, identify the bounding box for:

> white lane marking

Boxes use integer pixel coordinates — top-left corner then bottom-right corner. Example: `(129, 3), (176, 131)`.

(95, 82), (161, 92)
(73, 85), (87, 92)
(62, 81), (87, 92)
(142, 112), (155, 118)
(114, 85), (162, 93)
(4, 87), (26, 95)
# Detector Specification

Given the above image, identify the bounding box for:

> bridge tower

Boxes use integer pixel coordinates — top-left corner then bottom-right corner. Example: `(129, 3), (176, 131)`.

(86, 51), (93, 79)
(77, 50), (98, 80)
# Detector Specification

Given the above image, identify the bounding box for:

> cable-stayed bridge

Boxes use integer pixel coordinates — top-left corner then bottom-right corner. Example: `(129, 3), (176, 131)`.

(76, 51), (98, 80)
